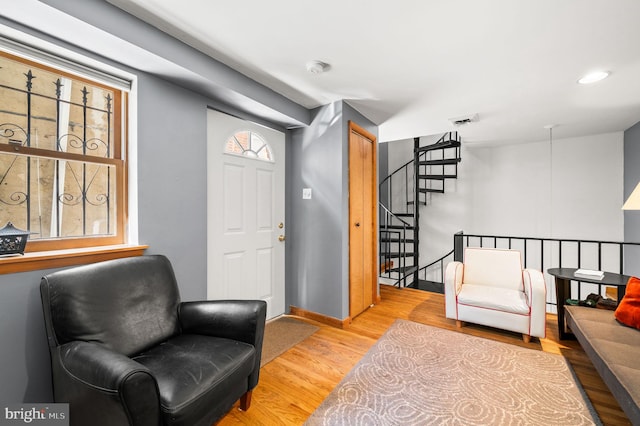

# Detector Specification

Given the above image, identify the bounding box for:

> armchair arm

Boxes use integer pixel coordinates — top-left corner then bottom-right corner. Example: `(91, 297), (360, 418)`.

(444, 262), (464, 320)
(523, 269), (547, 338)
(55, 341), (160, 426)
(179, 300), (267, 345)
(179, 300), (267, 389)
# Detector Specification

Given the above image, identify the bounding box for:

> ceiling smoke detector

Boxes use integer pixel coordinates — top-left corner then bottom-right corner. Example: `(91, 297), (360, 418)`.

(306, 60), (330, 74)
(449, 113), (479, 126)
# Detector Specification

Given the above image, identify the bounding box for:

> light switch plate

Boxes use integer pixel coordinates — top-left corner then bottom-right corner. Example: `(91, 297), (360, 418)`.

(302, 188), (312, 199)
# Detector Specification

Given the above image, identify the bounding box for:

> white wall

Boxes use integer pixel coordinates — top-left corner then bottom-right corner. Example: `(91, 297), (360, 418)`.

(390, 132), (624, 312)
(415, 131), (624, 264)
(385, 131), (625, 308)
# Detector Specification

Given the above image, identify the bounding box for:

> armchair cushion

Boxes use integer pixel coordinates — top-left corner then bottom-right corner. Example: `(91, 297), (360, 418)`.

(133, 334), (256, 426)
(462, 247), (524, 290)
(457, 284), (530, 314)
(43, 255), (180, 356)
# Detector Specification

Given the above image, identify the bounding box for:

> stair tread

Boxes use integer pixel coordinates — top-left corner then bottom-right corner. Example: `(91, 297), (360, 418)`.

(380, 237), (415, 243)
(380, 253), (416, 258)
(408, 279), (445, 294)
(418, 158), (461, 166)
(381, 224), (415, 230)
(387, 265), (419, 274)
(416, 140), (461, 153)
(418, 188), (445, 194)
(418, 174), (458, 180)
(380, 250), (416, 255)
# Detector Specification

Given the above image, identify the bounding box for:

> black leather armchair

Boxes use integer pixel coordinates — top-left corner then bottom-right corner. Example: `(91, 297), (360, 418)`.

(40, 255), (266, 426)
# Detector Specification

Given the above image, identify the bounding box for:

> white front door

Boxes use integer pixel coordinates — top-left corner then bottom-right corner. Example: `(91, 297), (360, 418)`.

(207, 109), (285, 319)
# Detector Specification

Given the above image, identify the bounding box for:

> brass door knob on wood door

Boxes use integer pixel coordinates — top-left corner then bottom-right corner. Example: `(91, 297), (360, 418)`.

(278, 235), (286, 242)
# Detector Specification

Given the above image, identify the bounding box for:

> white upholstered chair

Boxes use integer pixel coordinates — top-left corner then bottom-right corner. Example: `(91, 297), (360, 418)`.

(444, 247), (546, 342)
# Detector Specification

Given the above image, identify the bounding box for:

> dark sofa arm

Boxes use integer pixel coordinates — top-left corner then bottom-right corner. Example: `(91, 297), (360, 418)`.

(179, 300), (267, 388)
(55, 341), (160, 426)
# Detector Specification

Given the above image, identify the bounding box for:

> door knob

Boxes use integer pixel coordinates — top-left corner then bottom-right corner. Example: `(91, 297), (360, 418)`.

(278, 235), (286, 242)
(355, 222), (360, 227)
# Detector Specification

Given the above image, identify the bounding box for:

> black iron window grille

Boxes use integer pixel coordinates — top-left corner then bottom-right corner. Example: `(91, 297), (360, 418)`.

(0, 51), (125, 250)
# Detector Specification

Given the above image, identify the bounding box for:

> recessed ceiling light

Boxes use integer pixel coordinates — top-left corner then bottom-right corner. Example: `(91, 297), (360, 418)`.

(306, 60), (330, 74)
(578, 71), (610, 84)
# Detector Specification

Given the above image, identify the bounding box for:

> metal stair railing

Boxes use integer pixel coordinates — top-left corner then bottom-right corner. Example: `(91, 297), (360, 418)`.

(378, 131), (462, 289)
(379, 158), (415, 216)
(415, 249), (455, 290)
(379, 203), (413, 287)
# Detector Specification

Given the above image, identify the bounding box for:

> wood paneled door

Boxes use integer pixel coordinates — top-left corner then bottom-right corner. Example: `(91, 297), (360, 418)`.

(348, 121), (378, 318)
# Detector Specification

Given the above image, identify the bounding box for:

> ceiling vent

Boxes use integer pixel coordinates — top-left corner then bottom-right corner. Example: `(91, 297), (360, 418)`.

(449, 113), (479, 126)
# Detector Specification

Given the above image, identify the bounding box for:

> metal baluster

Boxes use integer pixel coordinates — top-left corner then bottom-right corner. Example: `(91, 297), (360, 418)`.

(24, 70), (34, 232)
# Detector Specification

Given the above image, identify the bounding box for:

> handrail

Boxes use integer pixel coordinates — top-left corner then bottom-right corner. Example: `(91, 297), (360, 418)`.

(379, 202), (410, 227)
(379, 157), (414, 191)
(416, 249), (454, 288)
(420, 249), (454, 270)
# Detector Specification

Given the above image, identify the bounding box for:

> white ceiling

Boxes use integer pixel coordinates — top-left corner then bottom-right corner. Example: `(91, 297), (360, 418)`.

(108, 0), (640, 144)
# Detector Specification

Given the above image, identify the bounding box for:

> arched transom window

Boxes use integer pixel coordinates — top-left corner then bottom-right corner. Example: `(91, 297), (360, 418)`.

(224, 130), (273, 161)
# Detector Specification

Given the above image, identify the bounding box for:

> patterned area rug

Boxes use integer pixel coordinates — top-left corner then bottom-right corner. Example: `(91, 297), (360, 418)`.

(306, 319), (600, 425)
(261, 316), (319, 367)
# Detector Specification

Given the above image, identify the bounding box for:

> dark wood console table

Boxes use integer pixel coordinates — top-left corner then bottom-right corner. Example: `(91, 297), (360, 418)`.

(547, 268), (631, 340)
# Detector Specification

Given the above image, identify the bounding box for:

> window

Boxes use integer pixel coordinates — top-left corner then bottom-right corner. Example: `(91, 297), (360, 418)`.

(224, 130), (273, 161)
(0, 50), (127, 252)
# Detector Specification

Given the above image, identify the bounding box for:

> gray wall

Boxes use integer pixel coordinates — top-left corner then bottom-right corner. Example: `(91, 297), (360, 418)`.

(0, 2), (303, 405)
(0, 5), (381, 404)
(286, 101), (377, 321)
(287, 102), (345, 319)
(624, 120), (640, 276)
(0, 71), (211, 403)
(135, 75), (208, 302)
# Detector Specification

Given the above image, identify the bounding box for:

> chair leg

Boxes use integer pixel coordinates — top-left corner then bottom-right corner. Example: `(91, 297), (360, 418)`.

(522, 334), (531, 343)
(456, 320), (464, 328)
(239, 390), (252, 411)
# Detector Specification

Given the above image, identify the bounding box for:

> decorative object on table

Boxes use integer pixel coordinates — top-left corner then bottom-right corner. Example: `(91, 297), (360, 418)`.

(574, 268), (605, 280)
(306, 319), (600, 425)
(0, 222), (30, 256)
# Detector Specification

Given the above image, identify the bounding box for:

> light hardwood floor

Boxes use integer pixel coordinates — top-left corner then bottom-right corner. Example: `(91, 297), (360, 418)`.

(219, 285), (630, 425)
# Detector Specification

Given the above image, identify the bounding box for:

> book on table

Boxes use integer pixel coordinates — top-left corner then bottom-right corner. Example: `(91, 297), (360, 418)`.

(574, 268), (605, 280)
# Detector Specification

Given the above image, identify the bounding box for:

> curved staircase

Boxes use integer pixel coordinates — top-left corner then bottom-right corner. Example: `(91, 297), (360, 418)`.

(379, 131), (461, 288)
